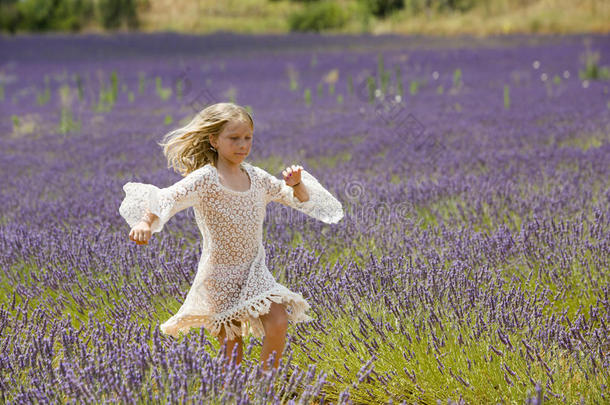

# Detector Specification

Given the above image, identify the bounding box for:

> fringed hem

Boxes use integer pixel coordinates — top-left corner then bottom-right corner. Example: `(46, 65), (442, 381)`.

(159, 286), (313, 341)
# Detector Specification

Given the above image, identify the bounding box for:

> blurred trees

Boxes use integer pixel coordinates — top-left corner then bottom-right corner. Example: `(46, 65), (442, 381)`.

(286, 0), (482, 31)
(0, 0), (142, 33)
(0, 0), (606, 34)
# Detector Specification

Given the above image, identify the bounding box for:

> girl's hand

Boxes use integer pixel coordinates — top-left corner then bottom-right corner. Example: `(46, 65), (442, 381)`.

(282, 164), (303, 187)
(129, 221), (152, 245)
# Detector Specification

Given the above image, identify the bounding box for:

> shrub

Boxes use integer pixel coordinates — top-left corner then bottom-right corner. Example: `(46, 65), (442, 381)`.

(97, 0), (139, 30)
(361, 0), (405, 18)
(288, 1), (349, 32)
(579, 50), (610, 81)
(1, 0), (94, 33)
(436, 0), (476, 13)
(0, 0), (20, 33)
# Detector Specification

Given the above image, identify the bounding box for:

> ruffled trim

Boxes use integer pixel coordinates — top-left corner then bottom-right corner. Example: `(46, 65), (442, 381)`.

(285, 169), (344, 224)
(118, 182), (172, 234)
(159, 285), (313, 341)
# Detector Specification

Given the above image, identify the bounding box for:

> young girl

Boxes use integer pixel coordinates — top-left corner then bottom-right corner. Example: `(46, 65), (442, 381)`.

(118, 102), (343, 372)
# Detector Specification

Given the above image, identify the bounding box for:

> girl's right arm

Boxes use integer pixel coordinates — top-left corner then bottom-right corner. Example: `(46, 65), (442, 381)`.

(120, 166), (212, 243)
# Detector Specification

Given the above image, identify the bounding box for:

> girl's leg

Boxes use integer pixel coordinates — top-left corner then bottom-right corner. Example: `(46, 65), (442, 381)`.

(217, 319), (244, 371)
(259, 302), (289, 371)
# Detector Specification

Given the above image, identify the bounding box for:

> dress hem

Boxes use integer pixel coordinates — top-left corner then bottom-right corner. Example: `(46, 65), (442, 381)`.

(159, 285), (313, 341)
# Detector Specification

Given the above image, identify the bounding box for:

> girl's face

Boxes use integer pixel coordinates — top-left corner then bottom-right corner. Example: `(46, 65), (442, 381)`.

(212, 119), (253, 165)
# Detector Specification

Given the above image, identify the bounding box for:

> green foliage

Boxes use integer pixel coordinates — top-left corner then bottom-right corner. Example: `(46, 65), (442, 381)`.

(1, 0), (94, 32)
(453, 68), (462, 88)
(394, 65), (403, 96)
(138, 72), (146, 94)
(58, 84), (81, 134)
(74, 73), (84, 101)
(398, 0), (476, 14)
(304, 88), (312, 106)
(437, 0), (476, 12)
(155, 76), (172, 101)
(289, 76), (298, 91)
(579, 50), (610, 81)
(97, 0), (138, 30)
(367, 75), (376, 103)
(175, 78), (184, 100)
(409, 80), (418, 95)
(94, 72), (118, 113)
(288, 1), (349, 32)
(36, 77), (51, 106)
(58, 106), (81, 134)
(0, 0), (20, 33)
(0, 0), (138, 33)
(361, 0), (405, 18)
(503, 84), (510, 109)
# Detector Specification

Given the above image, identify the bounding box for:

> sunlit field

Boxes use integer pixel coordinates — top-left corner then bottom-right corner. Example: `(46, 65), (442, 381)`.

(0, 32), (609, 403)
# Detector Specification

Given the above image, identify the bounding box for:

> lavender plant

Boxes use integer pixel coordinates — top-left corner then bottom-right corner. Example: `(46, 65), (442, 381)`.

(0, 32), (608, 403)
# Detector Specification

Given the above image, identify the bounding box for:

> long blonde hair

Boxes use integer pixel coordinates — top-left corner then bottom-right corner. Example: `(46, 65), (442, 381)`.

(158, 102), (254, 177)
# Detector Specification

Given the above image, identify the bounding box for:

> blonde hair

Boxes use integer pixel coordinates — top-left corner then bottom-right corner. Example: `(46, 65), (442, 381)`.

(158, 102), (254, 177)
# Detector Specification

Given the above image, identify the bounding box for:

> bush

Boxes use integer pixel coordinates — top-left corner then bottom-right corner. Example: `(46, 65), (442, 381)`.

(0, 0), (20, 33)
(361, 0), (405, 18)
(288, 1), (349, 32)
(433, 0), (476, 13)
(97, 0), (139, 30)
(0, 0), (94, 33)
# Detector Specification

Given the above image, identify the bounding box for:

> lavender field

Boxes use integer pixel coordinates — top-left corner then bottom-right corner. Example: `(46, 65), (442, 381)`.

(0, 32), (609, 404)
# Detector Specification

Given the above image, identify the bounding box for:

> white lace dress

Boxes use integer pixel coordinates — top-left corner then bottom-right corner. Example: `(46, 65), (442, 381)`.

(118, 161), (344, 340)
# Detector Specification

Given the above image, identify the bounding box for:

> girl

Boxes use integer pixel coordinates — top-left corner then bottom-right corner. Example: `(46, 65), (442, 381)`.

(119, 102), (343, 373)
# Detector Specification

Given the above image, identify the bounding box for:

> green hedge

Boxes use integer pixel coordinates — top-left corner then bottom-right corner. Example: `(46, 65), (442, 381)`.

(0, 0), (140, 33)
(288, 1), (350, 32)
(361, 0), (405, 17)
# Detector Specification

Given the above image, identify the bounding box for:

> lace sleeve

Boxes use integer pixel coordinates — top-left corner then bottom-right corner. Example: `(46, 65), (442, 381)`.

(119, 166), (210, 234)
(262, 167), (344, 224)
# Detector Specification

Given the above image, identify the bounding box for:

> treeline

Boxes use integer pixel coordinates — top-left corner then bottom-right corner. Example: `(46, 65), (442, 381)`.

(284, 0), (489, 32)
(0, 0), (144, 33)
(0, 0), (602, 34)
(0, 0), (482, 34)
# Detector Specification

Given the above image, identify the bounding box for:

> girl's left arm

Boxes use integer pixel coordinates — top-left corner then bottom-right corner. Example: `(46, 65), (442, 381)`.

(291, 182), (309, 203)
(260, 166), (344, 224)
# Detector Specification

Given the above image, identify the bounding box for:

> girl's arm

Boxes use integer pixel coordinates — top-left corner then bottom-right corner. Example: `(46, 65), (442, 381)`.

(141, 208), (158, 225)
(283, 165), (309, 202)
(261, 164), (344, 224)
(129, 209), (159, 245)
(291, 182), (310, 203)
(120, 166), (212, 243)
